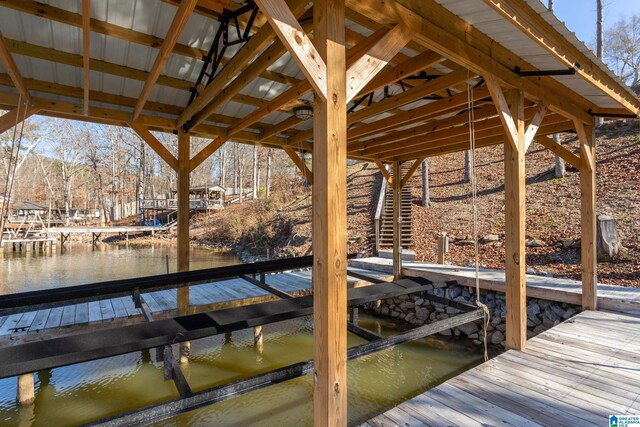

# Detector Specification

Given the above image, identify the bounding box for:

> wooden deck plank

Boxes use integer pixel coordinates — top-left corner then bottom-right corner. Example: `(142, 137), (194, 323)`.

(14, 311), (38, 332)
(59, 305), (77, 327)
(88, 301), (102, 323)
(44, 307), (64, 329)
(99, 299), (116, 321)
(111, 297), (129, 319)
(0, 313), (24, 336)
(75, 303), (90, 325)
(0, 315), (8, 330)
(368, 311), (638, 426)
(28, 310), (51, 333)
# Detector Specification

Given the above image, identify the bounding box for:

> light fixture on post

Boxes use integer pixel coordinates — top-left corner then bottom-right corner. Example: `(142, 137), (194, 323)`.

(293, 105), (313, 120)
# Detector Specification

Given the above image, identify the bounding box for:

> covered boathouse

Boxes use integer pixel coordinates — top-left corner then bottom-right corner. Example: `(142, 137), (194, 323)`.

(0, 0), (639, 425)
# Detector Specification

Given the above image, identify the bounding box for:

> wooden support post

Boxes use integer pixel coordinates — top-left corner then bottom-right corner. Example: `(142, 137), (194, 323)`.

(437, 232), (447, 264)
(311, 0), (347, 424)
(17, 373), (34, 406)
(503, 89), (527, 351)
(253, 325), (263, 352)
(349, 307), (358, 324)
(577, 120), (597, 310)
(392, 161), (402, 280)
(177, 129), (191, 363)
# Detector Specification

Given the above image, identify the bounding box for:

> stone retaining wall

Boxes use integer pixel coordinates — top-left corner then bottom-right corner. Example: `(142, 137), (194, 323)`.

(366, 284), (580, 348)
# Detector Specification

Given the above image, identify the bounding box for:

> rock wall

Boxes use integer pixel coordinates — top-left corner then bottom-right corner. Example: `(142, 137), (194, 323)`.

(366, 284), (580, 348)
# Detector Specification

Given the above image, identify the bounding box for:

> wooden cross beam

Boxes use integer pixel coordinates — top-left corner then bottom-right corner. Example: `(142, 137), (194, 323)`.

(82, 0), (90, 115)
(128, 123), (179, 171)
(485, 73), (519, 150)
(0, 104), (39, 135)
(400, 157), (425, 188)
(375, 160), (394, 188)
(283, 146), (313, 184)
(133, 0), (198, 121)
(535, 135), (581, 170)
(0, 31), (29, 102)
(256, 0), (328, 101)
(523, 102), (547, 152)
(345, 24), (414, 102)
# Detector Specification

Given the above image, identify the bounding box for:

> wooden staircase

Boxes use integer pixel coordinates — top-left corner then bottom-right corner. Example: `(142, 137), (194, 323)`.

(378, 162), (414, 249)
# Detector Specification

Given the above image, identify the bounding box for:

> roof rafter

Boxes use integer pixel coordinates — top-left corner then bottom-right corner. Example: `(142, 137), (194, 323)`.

(345, 0), (596, 125)
(133, 0), (198, 120)
(345, 24), (414, 103)
(0, 31), (29, 102)
(178, 0), (309, 129)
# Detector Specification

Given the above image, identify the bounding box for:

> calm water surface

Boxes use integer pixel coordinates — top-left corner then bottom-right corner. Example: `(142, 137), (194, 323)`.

(0, 244), (240, 294)
(0, 244), (483, 426)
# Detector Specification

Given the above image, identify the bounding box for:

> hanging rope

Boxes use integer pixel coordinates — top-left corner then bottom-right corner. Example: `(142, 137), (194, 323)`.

(0, 97), (28, 244)
(467, 71), (490, 362)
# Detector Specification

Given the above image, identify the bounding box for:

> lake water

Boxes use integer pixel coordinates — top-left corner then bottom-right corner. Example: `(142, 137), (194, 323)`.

(0, 243), (240, 294)
(0, 244), (484, 426)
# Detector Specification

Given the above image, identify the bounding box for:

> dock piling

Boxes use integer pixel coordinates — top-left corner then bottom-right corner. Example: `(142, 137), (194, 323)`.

(17, 373), (34, 406)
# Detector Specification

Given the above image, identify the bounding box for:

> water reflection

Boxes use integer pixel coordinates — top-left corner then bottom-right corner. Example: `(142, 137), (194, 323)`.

(0, 314), (483, 426)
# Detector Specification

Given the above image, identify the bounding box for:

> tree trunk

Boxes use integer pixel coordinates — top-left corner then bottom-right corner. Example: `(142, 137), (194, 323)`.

(219, 146), (225, 188)
(463, 150), (471, 182)
(554, 134), (566, 177)
(252, 145), (258, 199)
(265, 149), (272, 199)
(233, 144), (239, 195)
(239, 149), (244, 204)
(421, 158), (430, 207)
(137, 140), (146, 222)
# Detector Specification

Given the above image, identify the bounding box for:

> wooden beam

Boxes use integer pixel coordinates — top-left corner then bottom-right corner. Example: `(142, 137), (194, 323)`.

(82, 0), (90, 115)
(524, 102), (547, 152)
(177, 129), (191, 362)
(133, 0), (197, 121)
(188, 14), (313, 130)
(346, 0), (596, 125)
(189, 137), (227, 172)
(345, 24), (414, 102)
(392, 160), (402, 280)
(312, 0), (347, 423)
(283, 146), (313, 184)
(178, 0), (308, 129)
(375, 160), (394, 188)
(347, 86), (491, 141)
(0, 103), (38, 135)
(129, 123), (179, 171)
(400, 157), (425, 188)
(257, 0), (327, 101)
(575, 119), (597, 310)
(503, 89), (526, 351)
(482, 0), (640, 117)
(359, 50), (442, 97)
(379, 115), (570, 161)
(485, 73), (519, 150)
(535, 135), (582, 170)
(260, 115), (303, 140)
(0, 31), (29, 102)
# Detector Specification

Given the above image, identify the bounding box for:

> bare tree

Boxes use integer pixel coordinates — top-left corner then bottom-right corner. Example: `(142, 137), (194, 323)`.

(421, 158), (430, 207)
(548, 0), (565, 177)
(265, 148), (272, 199)
(463, 150), (471, 182)
(605, 15), (640, 88)
(252, 145), (258, 199)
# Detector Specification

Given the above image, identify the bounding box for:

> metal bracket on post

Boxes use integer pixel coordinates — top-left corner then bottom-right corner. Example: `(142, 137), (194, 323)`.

(163, 345), (193, 398)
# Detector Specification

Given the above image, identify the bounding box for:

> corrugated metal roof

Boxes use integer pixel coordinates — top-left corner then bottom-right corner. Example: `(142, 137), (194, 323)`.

(0, 0), (637, 134)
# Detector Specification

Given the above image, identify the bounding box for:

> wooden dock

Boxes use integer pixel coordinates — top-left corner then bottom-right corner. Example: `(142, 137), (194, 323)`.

(352, 257), (640, 314)
(0, 266), (388, 343)
(365, 309), (640, 427)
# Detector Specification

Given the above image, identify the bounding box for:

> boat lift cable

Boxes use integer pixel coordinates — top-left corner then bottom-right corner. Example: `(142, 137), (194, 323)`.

(0, 96), (28, 245)
(467, 70), (490, 362)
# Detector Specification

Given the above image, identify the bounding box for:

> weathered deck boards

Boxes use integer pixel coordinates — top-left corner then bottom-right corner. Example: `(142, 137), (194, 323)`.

(365, 310), (640, 427)
(0, 267), (390, 341)
(352, 257), (640, 314)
